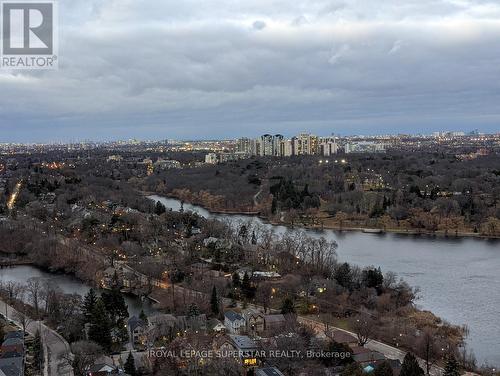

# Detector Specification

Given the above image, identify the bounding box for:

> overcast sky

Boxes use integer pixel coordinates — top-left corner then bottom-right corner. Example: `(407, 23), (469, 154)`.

(1, 0), (500, 142)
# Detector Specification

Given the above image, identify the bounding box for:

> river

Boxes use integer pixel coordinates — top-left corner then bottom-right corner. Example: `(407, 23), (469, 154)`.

(0, 265), (158, 317)
(150, 195), (500, 366)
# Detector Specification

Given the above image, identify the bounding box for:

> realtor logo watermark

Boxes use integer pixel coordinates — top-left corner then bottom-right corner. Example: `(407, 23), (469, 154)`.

(1, 0), (58, 69)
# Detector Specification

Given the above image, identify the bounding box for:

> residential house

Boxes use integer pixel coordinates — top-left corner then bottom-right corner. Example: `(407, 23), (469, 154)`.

(252, 271), (281, 280)
(0, 331), (25, 376)
(236, 267), (253, 280)
(146, 313), (209, 345)
(0, 338), (23, 357)
(242, 308), (265, 336)
(224, 311), (246, 334)
(177, 314), (207, 332)
(351, 346), (385, 367)
(0, 356), (23, 376)
(203, 237), (232, 250)
(128, 316), (147, 347)
(327, 330), (358, 348)
(208, 319), (226, 333)
(149, 313), (179, 330)
(263, 314), (286, 334)
(217, 334), (260, 368)
(86, 355), (119, 376)
(387, 359), (402, 376)
(2, 333), (22, 342)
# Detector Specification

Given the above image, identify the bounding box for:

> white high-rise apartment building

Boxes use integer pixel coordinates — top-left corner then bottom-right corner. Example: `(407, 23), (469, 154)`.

(320, 137), (339, 156)
(297, 133), (310, 155)
(273, 134), (284, 156)
(282, 139), (293, 157)
(236, 137), (252, 154)
(259, 134), (274, 156)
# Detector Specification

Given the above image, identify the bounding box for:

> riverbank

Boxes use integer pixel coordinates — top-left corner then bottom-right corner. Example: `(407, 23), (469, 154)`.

(147, 192), (500, 239)
(0, 259), (34, 267)
(149, 194), (500, 365)
(272, 220), (500, 239)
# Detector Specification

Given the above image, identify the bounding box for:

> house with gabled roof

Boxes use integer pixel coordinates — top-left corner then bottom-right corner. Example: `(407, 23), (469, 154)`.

(224, 311), (246, 334)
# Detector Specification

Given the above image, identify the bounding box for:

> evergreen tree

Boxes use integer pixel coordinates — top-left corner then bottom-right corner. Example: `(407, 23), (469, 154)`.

(334, 263), (353, 289)
(301, 183), (310, 198)
(88, 299), (112, 351)
(154, 201), (166, 215)
(242, 271), (250, 287)
(139, 309), (148, 325)
(400, 353), (424, 376)
(238, 225), (248, 242)
(362, 267), (384, 291)
(124, 351), (136, 376)
(101, 287), (128, 327)
(187, 303), (200, 317)
(443, 355), (460, 376)
(251, 231), (257, 244)
(241, 272), (252, 297)
(280, 297), (296, 314)
(232, 272), (240, 287)
(374, 361), (394, 376)
(82, 288), (98, 322)
(33, 330), (43, 371)
(210, 286), (219, 315)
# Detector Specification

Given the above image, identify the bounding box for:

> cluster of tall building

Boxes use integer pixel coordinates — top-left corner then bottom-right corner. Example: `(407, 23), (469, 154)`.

(236, 133), (339, 157)
(432, 131), (466, 138)
(344, 141), (386, 153)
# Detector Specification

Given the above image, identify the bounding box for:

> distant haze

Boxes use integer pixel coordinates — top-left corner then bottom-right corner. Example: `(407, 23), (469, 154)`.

(1, 0), (500, 142)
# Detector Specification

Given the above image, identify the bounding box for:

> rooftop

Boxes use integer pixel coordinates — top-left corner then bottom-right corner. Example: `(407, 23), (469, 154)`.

(228, 334), (258, 351)
(256, 367), (285, 376)
(224, 311), (244, 322)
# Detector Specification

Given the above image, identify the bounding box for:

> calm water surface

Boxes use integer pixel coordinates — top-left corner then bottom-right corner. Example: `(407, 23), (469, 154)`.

(0, 265), (157, 317)
(150, 195), (500, 366)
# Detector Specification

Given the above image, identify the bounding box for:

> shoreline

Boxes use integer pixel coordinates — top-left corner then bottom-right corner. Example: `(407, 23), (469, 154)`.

(147, 192), (500, 240)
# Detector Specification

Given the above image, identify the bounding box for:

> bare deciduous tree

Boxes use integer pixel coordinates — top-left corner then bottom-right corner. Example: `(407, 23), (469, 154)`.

(13, 309), (32, 334)
(26, 277), (42, 317)
(350, 313), (377, 346)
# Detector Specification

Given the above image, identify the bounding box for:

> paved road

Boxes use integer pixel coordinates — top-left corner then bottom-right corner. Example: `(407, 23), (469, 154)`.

(0, 299), (74, 376)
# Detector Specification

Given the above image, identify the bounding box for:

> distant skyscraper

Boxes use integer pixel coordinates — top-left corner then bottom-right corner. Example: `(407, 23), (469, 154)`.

(237, 137), (252, 154)
(205, 153), (218, 164)
(259, 134), (274, 156)
(282, 139), (293, 156)
(297, 133), (310, 155)
(237, 132), (340, 158)
(310, 135), (319, 155)
(273, 134), (284, 156)
(320, 137), (338, 156)
(345, 141), (386, 153)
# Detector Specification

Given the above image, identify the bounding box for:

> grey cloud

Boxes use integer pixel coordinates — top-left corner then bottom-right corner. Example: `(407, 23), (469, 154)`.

(1, 0), (500, 141)
(252, 20), (266, 30)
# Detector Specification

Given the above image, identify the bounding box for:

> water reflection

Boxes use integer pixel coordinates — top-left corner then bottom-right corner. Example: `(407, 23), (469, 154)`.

(0, 265), (158, 317)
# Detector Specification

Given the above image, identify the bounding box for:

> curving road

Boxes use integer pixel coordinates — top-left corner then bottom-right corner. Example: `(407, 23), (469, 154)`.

(298, 316), (443, 376)
(0, 299), (74, 376)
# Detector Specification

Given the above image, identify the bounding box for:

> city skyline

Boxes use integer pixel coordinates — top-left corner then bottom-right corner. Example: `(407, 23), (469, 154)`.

(0, 128), (495, 145)
(1, 0), (500, 142)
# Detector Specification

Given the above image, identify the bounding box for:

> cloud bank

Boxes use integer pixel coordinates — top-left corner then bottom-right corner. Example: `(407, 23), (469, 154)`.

(1, 0), (500, 141)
